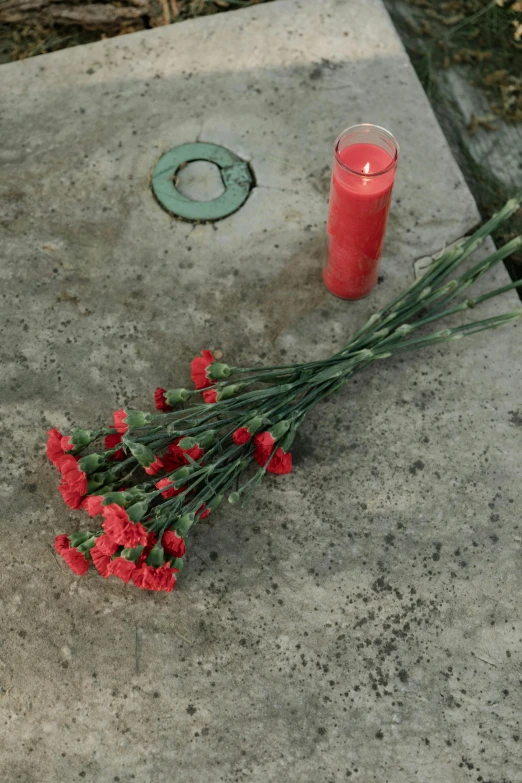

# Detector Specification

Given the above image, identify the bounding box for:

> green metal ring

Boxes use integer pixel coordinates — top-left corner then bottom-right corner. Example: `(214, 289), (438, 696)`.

(152, 142), (253, 222)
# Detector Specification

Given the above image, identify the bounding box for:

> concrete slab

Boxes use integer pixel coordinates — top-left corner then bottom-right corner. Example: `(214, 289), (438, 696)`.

(0, 1), (521, 782)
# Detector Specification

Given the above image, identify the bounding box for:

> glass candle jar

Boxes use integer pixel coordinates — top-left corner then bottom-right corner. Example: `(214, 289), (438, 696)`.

(323, 124), (400, 300)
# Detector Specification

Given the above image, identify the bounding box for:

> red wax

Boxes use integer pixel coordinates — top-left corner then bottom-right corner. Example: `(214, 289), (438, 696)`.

(324, 142), (396, 299)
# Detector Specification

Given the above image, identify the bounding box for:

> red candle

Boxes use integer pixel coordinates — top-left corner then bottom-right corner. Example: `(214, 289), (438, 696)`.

(323, 124), (399, 300)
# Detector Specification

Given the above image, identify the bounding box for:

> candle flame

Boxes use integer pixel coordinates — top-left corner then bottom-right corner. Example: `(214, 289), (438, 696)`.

(362, 162), (370, 174)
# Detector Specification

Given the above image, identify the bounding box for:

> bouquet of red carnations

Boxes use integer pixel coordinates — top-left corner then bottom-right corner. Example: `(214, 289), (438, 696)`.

(48, 193), (522, 593)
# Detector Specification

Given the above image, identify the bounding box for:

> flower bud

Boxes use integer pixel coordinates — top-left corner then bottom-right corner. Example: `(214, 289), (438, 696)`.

(87, 473), (106, 492)
(206, 362), (232, 380)
(269, 420), (290, 441)
(175, 513), (195, 536)
(69, 428), (95, 448)
(77, 535), (97, 554)
(124, 410), (152, 429)
(280, 430), (296, 453)
(120, 545), (145, 563)
(245, 416), (263, 435)
(177, 436), (197, 450)
(146, 545), (165, 568)
(207, 494), (223, 512)
(165, 388), (190, 405)
(228, 492), (241, 505)
(195, 430), (216, 450)
(78, 453), (105, 475)
(217, 384), (245, 401)
(69, 531), (95, 548)
(169, 465), (193, 483)
(101, 491), (128, 508)
(125, 439), (156, 467)
(127, 501), (148, 522)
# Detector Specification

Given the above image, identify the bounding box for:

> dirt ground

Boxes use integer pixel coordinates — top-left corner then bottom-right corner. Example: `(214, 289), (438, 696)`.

(0, 0), (272, 62)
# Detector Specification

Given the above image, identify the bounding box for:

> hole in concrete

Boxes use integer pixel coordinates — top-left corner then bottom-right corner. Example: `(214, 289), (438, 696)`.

(152, 142), (254, 222)
(175, 160), (226, 202)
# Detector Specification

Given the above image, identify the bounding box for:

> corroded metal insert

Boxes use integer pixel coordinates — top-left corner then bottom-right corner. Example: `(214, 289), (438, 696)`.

(152, 142), (253, 221)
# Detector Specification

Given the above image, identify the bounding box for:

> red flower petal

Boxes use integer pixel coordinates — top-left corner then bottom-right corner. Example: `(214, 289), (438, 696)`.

(155, 478), (184, 499)
(81, 495), (105, 518)
(133, 564), (177, 592)
(57, 481), (84, 509)
(107, 557), (136, 583)
(162, 530), (186, 558)
(113, 410), (128, 435)
(46, 428), (65, 467)
(253, 431), (276, 465)
(94, 533), (120, 557)
(202, 388), (218, 404)
(54, 534), (70, 555)
(105, 429), (125, 461)
(265, 448), (292, 475)
(60, 435), (74, 452)
(91, 546), (112, 578)
(144, 455), (163, 476)
(154, 387), (173, 412)
(190, 350), (214, 390)
(102, 504), (149, 548)
(61, 547), (89, 576)
(233, 427), (251, 445)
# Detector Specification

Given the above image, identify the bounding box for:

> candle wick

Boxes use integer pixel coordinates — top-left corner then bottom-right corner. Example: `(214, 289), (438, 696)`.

(362, 162), (370, 174)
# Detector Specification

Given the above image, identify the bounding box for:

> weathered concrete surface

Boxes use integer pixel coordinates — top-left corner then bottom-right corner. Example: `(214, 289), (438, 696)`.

(0, 1), (521, 781)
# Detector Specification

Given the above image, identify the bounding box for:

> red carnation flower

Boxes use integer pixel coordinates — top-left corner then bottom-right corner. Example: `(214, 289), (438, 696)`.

(202, 388), (218, 404)
(60, 435), (75, 453)
(266, 447), (293, 475)
(91, 546), (112, 578)
(233, 427), (251, 445)
(46, 428), (66, 467)
(59, 455), (88, 495)
(94, 533), (119, 557)
(154, 387), (173, 412)
(82, 494), (105, 518)
(190, 349), (215, 389)
(144, 455), (163, 476)
(57, 481), (85, 510)
(133, 564), (177, 592)
(54, 534), (70, 555)
(102, 504), (148, 548)
(163, 438), (204, 471)
(113, 409), (128, 435)
(55, 536), (90, 576)
(253, 431), (276, 465)
(107, 557), (136, 583)
(155, 478), (184, 499)
(105, 427), (125, 461)
(162, 530), (186, 558)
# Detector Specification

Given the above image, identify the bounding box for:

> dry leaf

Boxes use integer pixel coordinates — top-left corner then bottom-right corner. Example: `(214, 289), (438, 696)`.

(467, 113), (498, 135)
